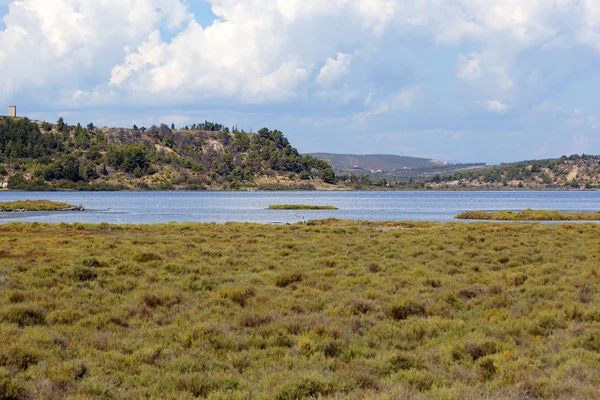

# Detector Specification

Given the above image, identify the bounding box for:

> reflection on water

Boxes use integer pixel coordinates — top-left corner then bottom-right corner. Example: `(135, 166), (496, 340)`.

(0, 191), (599, 224)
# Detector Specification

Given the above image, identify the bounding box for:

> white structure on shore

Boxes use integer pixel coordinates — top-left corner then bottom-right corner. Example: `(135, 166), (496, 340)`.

(8, 105), (16, 118)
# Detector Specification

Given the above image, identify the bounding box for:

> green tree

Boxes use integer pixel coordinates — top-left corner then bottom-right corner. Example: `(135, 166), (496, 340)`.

(320, 167), (336, 184)
(57, 117), (67, 133)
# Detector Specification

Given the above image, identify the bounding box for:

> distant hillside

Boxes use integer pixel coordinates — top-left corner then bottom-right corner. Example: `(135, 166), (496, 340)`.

(430, 154), (600, 189)
(307, 153), (453, 172)
(0, 117), (335, 191)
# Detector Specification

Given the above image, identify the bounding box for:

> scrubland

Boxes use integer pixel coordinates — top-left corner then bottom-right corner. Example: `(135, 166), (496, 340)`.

(0, 220), (599, 399)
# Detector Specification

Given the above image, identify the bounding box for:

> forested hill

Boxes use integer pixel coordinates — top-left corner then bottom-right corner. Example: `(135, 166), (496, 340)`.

(0, 117), (335, 191)
(429, 154), (600, 189)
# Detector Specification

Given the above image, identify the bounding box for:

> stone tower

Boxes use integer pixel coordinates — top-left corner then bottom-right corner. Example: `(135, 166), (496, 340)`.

(8, 106), (16, 118)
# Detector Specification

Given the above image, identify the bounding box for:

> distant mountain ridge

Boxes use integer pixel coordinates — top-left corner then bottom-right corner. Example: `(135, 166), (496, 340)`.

(307, 153), (458, 172)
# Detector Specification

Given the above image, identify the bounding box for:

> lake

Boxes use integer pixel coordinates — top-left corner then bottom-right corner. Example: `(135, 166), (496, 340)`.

(1, 191), (600, 224)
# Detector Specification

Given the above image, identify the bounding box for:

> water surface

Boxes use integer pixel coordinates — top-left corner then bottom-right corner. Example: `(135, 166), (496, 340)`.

(1, 191), (599, 224)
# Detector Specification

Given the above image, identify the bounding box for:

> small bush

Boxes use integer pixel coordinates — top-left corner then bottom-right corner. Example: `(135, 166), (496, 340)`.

(581, 333), (600, 352)
(348, 299), (374, 315)
(579, 285), (594, 303)
(218, 285), (256, 307)
(530, 312), (566, 336)
(240, 313), (272, 328)
(275, 271), (303, 288)
(0, 345), (39, 371)
(47, 310), (84, 325)
(463, 341), (499, 361)
(141, 294), (163, 308)
(390, 301), (427, 320)
(1, 305), (46, 328)
(367, 262), (380, 273)
(132, 252), (162, 263)
(318, 339), (343, 358)
(276, 376), (333, 400)
(513, 273), (528, 286)
(476, 357), (497, 381)
(82, 257), (107, 268)
(6, 291), (26, 304)
(389, 352), (422, 371)
(0, 369), (26, 399)
(71, 266), (98, 282)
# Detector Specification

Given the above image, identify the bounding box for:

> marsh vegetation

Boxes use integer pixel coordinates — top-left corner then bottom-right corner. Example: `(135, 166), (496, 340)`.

(457, 209), (600, 221)
(0, 200), (82, 212)
(0, 220), (599, 399)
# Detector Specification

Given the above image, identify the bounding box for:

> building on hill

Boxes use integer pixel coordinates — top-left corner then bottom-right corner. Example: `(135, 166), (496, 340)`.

(8, 106), (16, 118)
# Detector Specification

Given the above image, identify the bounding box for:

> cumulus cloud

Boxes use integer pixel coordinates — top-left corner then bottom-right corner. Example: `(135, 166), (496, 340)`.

(1, 0), (600, 161)
(2, 0), (600, 109)
(317, 53), (353, 87)
(0, 0), (190, 104)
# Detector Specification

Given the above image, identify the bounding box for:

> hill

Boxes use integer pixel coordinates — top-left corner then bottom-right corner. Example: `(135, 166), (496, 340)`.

(308, 153), (485, 178)
(0, 117), (335, 191)
(429, 154), (600, 190)
(307, 153), (450, 172)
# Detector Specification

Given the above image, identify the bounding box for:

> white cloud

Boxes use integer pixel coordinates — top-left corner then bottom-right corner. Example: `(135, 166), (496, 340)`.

(0, 0), (191, 104)
(317, 52), (353, 87)
(1, 0), (600, 141)
(482, 100), (509, 113)
(355, 86), (422, 122)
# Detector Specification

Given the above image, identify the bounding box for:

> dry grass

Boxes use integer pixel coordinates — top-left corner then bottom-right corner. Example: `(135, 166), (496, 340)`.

(0, 220), (599, 399)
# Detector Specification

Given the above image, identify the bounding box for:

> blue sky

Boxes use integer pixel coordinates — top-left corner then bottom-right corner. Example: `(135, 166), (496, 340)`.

(2, 1), (600, 164)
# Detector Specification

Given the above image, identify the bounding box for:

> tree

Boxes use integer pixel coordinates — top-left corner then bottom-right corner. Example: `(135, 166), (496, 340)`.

(133, 125), (139, 131)
(57, 117), (67, 133)
(87, 123), (95, 131)
(320, 167), (336, 184)
(299, 170), (311, 180)
(171, 123), (175, 130)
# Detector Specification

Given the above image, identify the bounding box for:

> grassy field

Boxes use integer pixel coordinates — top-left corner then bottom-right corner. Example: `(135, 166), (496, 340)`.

(0, 200), (82, 212)
(268, 205), (339, 210)
(457, 209), (600, 221)
(0, 220), (599, 399)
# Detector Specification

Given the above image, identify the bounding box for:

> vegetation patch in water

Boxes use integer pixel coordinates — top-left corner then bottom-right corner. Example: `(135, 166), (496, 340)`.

(0, 200), (84, 212)
(457, 209), (600, 221)
(268, 204), (338, 210)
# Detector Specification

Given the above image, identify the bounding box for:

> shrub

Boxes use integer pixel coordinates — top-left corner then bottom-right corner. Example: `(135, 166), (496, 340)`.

(581, 333), (600, 352)
(276, 376), (333, 400)
(218, 285), (256, 307)
(132, 252), (163, 263)
(1, 305), (46, 327)
(82, 257), (107, 268)
(0, 369), (26, 399)
(275, 271), (303, 288)
(71, 266), (98, 282)
(476, 357), (497, 381)
(6, 291), (26, 304)
(463, 341), (500, 361)
(390, 301), (427, 320)
(388, 352), (422, 372)
(318, 339), (343, 358)
(0, 345), (39, 371)
(141, 294), (163, 308)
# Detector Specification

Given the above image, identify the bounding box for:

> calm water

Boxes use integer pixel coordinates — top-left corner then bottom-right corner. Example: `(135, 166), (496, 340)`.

(1, 191), (600, 224)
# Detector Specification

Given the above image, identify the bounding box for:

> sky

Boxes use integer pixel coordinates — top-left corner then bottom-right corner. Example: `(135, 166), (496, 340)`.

(1, 1), (600, 164)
